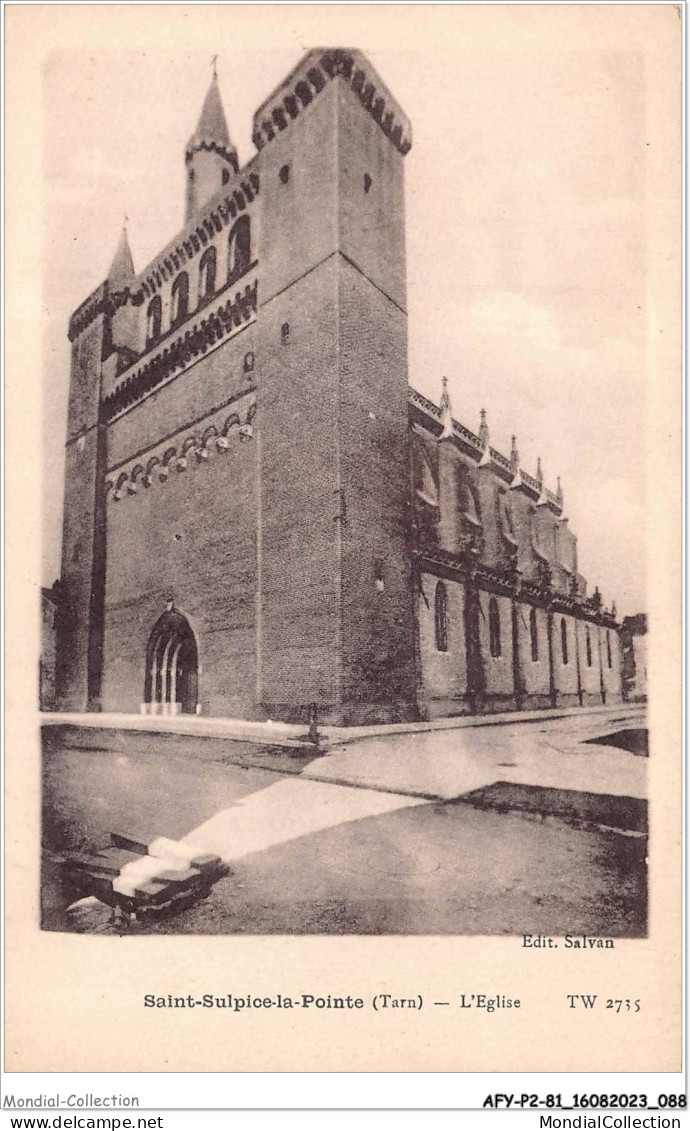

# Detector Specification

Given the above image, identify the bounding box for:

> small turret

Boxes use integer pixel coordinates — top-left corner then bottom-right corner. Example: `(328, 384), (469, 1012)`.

(105, 221), (139, 364)
(185, 63), (239, 221)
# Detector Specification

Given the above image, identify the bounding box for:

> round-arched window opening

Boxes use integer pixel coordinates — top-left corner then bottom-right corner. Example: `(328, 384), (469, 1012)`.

(489, 597), (502, 658)
(529, 607), (539, 662)
(561, 618), (569, 665)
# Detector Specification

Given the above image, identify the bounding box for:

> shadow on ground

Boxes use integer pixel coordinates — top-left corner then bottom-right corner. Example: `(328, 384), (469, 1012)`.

(584, 728), (648, 756)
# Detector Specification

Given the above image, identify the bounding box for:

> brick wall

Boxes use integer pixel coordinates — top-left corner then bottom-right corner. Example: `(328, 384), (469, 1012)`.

(107, 322), (256, 467)
(256, 260), (342, 714)
(56, 310), (107, 710)
(337, 259), (416, 721)
(102, 420), (257, 715)
(101, 318), (259, 716)
(256, 70), (415, 723)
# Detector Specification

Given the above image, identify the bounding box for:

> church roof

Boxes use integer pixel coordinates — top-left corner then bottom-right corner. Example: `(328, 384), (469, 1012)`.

(107, 226), (135, 289)
(186, 74), (237, 164)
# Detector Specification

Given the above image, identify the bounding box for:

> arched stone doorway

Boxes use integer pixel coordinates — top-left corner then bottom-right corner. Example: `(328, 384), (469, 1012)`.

(143, 605), (199, 715)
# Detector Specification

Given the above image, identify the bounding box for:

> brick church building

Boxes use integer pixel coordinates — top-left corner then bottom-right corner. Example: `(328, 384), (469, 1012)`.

(56, 48), (623, 725)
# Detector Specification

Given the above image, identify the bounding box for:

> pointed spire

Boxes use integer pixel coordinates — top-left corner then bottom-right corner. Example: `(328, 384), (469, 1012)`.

(108, 220), (135, 289)
(535, 458), (549, 506)
(556, 476), (563, 507)
(510, 435), (519, 474)
(439, 377), (454, 440)
(478, 408), (489, 447)
(186, 69), (238, 170)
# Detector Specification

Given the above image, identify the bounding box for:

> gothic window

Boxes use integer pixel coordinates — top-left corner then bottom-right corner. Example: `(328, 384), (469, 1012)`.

(434, 581), (448, 653)
(171, 272), (189, 326)
(144, 607), (199, 715)
(586, 627), (593, 667)
(530, 607), (539, 662)
(489, 597), (502, 658)
(227, 215), (251, 285)
(553, 523), (560, 562)
(146, 295), (162, 344)
(607, 631), (612, 669)
(198, 246), (217, 302)
(561, 617), (569, 665)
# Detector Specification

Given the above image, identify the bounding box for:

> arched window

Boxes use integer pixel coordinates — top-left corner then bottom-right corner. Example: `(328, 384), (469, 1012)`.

(171, 272), (189, 326)
(586, 627), (593, 667)
(227, 215), (251, 285)
(434, 581), (448, 653)
(529, 607), (539, 662)
(561, 617), (569, 665)
(489, 597), (501, 658)
(198, 246), (217, 302)
(607, 631), (612, 668)
(146, 295), (162, 344)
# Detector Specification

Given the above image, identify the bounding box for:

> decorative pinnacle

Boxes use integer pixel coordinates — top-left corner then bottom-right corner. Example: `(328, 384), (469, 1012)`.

(478, 408), (489, 448)
(510, 434), (519, 473)
(535, 458), (549, 506)
(556, 475), (563, 505)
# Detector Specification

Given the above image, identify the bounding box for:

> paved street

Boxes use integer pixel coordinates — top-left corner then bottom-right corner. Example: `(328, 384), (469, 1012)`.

(41, 707), (647, 936)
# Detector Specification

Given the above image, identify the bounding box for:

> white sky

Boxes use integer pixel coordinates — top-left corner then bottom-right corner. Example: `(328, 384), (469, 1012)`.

(41, 12), (668, 617)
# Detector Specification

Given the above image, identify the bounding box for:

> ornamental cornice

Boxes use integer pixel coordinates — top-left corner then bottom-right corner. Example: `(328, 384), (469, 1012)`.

(414, 548), (619, 628)
(102, 279), (258, 422)
(408, 386), (563, 513)
(138, 170), (259, 301)
(105, 395), (257, 503)
(67, 281), (108, 342)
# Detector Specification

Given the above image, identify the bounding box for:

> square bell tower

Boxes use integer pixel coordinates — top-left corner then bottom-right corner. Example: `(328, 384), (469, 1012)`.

(254, 49), (417, 724)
